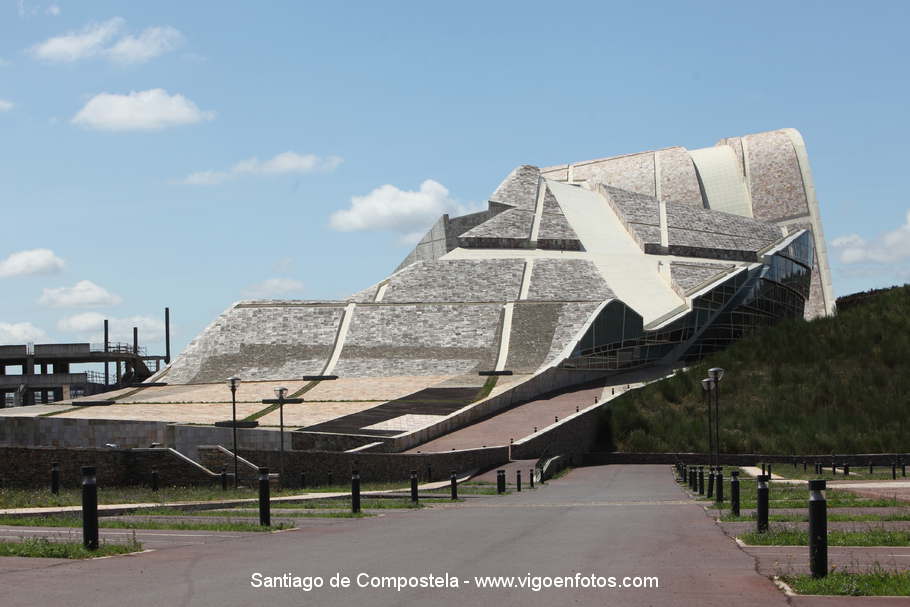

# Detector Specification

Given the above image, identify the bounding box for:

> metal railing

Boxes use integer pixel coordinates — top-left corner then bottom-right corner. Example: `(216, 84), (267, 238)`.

(89, 343), (147, 356)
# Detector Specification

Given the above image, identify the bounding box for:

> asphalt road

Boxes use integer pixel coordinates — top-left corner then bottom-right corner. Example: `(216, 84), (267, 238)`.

(0, 465), (839, 606)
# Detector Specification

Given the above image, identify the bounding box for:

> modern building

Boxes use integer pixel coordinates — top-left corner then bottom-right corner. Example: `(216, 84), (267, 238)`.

(124, 127), (830, 450)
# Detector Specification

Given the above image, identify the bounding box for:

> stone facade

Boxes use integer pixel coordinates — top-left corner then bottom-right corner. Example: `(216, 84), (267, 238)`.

(334, 304), (503, 377)
(381, 259), (524, 303)
(669, 262), (734, 297)
(527, 259), (613, 301)
(489, 165), (540, 210)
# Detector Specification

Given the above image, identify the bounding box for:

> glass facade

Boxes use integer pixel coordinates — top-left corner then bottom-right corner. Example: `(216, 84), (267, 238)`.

(562, 231), (814, 372)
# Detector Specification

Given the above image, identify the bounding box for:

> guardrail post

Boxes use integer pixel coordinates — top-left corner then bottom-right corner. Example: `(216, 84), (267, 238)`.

(351, 470), (361, 513)
(756, 474), (769, 533)
(516, 470), (522, 492)
(450, 470), (457, 500)
(410, 470), (419, 503)
(258, 467), (270, 527)
(715, 468), (724, 503)
(808, 479), (827, 578)
(730, 470), (740, 517)
(51, 462), (60, 495)
(81, 466), (98, 550)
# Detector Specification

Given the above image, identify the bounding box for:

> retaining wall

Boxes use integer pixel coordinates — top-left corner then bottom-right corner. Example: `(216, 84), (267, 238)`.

(0, 446), (216, 489)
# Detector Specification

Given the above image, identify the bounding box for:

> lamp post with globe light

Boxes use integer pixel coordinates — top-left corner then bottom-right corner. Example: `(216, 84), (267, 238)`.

(227, 376), (241, 488)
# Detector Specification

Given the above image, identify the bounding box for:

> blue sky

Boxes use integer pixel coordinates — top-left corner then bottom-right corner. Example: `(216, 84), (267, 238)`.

(1, 0), (908, 356)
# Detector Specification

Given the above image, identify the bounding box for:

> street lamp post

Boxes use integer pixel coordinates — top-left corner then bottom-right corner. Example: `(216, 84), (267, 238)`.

(708, 368), (725, 471)
(701, 378), (715, 468)
(227, 376), (241, 488)
(262, 387), (304, 489)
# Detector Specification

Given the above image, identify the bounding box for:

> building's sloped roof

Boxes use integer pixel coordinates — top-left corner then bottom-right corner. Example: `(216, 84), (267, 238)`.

(381, 259), (525, 303)
(668, 261), (736, 297)
(489, 164), (540, 210)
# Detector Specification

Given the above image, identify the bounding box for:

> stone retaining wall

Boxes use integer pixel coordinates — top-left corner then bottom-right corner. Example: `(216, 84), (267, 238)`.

(0, 446), (216, 488)
(230, 445), (509, 484)
(583, 452), (910, 466)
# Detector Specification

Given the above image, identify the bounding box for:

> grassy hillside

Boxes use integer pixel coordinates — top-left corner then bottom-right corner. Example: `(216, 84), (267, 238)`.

(599, 284), (910, 454)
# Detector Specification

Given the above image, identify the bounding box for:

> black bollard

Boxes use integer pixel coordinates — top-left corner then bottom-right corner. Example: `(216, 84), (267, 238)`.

(698, 467), (705, 495)
(869, 460), (874, 475)
(327, 471), (333, 487)
(221, 468), (228, 491)
(730, 470), (740, 517)
(767, 464), (772, 478)
(351, 470), (361, 513)
(831, 461), (836, 475)
(300, 472), (306, 489)
(497, 470), (506, 494)
(843, 464), (850, 477)
(689, 466), (695, 490)
(715, 468), (724, 503)
(803, 460), (807, 472)
(761, 463), (766, 475)
(756, 474), (769, 533)
(410, 470), (419, 503)
(892, 462), (897, 480)
(51, 462), (60, 495)
(902, 461), (907, 478)
(450, 470), (458, 500)
(81, 466), (98, 550)
(427, 464), (432, 482)
(516, 470), (522, 492)
(529, 468), (534, 489)
(808, 479), (828, 578)
(707, 468), (714, 499)
(682, 465), (688, 485)
(258, 467), (270, 527)
(150, 469), (159, 492)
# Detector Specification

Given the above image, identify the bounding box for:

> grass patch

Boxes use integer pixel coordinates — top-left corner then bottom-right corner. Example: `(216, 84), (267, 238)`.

(0, 515), (291, 532)
(153, 509), (372, 518)
(722, 511), (910, 523)
(599, 285), (910, 454)
(740, 528), (910, 546)
(782, 570), (910, 596)
(756, 464), (903, 482)
(0, 482), (410, 509)
(0, 537), (142, 559)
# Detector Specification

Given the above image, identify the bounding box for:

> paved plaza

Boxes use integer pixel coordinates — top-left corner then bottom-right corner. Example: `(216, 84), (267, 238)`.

(3, 465), (902, 606)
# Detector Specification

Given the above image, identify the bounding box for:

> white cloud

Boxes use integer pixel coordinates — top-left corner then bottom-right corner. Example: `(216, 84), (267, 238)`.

(58, 312), (165, 343)
(28, 17), (182, 65)
(0, 99), (13, 112)
(177, 152), (342, 185)
(0, 322), (46, 344)
(329, 179), (482, 241)
(831, 210), (910, 264)
(38, 280), (122, 308)
(45, 4), (60, 16)
(106, 26), (182, 65)
(0, 248), (65, 277)
(72, 89), (214, 132)
(242, 278), (305, 298)
(29, 17), (124, 63)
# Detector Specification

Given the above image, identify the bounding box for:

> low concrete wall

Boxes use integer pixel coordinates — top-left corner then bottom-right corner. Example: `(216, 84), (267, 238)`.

(583, 452), (910, 466)
(291, 431), (381, 452)
(0, 415), (285, 461)
(0, 416), (167, 449)
(231, 445), (510, 484)
(167, 425), (282, 460)
(0, 446), (217, 489)
(384, 367), (608, 452)
(511, 400), (606, 461)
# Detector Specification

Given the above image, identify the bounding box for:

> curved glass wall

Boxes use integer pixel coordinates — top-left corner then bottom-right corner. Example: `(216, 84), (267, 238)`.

(563, 230), (814, 372)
